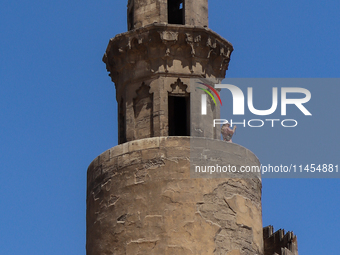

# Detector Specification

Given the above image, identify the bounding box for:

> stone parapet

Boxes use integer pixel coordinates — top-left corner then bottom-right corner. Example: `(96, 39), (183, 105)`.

(263, 226), (298, 255)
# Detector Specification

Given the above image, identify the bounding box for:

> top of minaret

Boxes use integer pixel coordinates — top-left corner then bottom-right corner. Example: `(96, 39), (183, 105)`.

(104, 0), (232, 144)
(127, 0), (208, 30)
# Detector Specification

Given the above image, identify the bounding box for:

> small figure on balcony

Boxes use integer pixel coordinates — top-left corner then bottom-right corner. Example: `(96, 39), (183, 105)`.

(221, 121), (236, 143)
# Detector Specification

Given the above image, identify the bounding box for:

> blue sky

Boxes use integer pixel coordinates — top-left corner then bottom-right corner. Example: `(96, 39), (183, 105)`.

(1, 0), (339, 254)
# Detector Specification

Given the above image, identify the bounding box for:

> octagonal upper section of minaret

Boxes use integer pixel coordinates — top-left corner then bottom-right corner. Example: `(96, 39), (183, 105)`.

(127, 0), (208, 30)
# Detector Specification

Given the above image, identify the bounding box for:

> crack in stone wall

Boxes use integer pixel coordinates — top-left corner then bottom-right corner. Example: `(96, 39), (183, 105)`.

(197, 180), (263, 255)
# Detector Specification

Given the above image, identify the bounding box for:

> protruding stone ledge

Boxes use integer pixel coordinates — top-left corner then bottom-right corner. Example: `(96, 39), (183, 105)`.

(103, 24), (233, 86)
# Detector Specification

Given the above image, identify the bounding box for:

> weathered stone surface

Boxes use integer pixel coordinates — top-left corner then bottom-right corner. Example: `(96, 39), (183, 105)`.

(103, 24), (233, 87)
(104, 3), (233, 144)
(103, 24), (232, 144)
(86, 137), (263, 255)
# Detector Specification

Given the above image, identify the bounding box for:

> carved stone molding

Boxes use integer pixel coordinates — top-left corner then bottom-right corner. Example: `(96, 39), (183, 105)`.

(159, 31), (179, 42)
(103, 24), (233, 86)
(169, 78), (189, 95)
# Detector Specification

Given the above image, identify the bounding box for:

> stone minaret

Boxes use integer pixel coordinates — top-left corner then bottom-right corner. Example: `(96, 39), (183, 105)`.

(87, 1), (263, 254)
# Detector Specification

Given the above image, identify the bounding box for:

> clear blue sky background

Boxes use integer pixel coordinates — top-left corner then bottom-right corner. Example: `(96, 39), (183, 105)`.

(0, 0), (339, 254)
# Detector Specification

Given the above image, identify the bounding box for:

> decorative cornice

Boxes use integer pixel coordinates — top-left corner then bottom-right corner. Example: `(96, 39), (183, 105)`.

(103, 24), (233, 85)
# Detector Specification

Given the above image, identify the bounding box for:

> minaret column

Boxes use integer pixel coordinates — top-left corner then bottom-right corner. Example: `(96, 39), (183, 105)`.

(87, 1), (264, 255)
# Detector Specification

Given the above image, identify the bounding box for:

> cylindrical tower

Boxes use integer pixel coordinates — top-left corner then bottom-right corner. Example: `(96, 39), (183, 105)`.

(87, 1), (263, 254)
